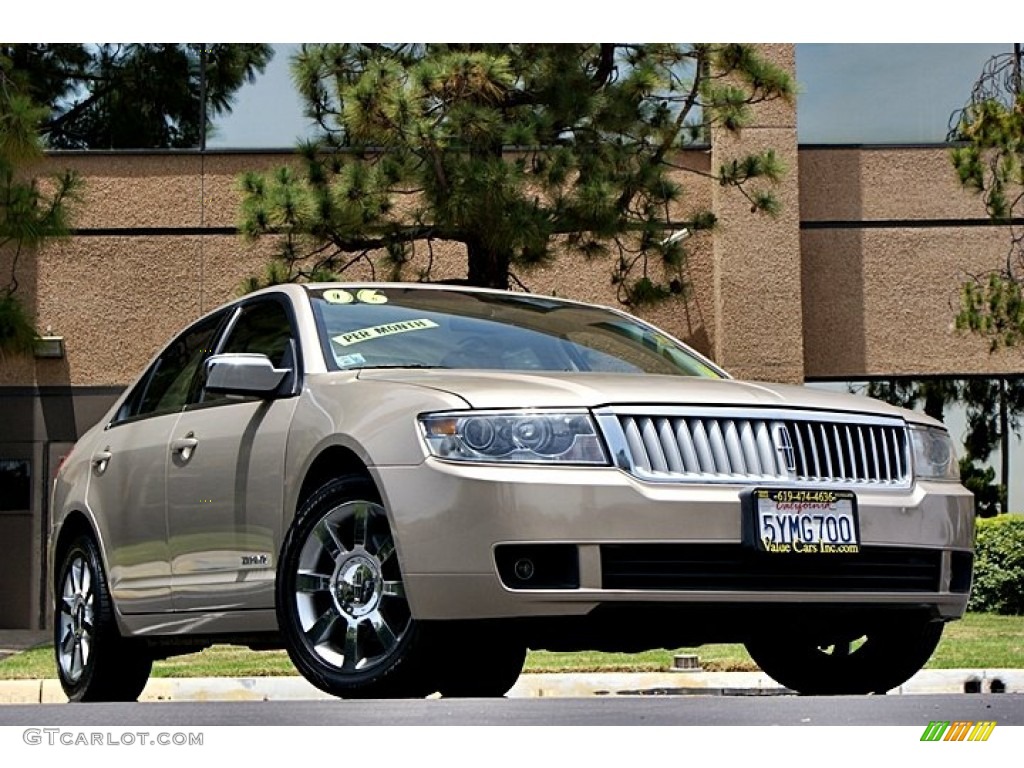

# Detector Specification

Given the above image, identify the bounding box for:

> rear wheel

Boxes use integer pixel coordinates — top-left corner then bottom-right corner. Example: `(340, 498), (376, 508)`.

(744, 616), (944, 695)
(277, 476), (433, 698)
(54, 535), (152, 702)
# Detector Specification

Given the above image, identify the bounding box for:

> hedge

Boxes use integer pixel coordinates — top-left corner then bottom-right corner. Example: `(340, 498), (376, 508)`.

(968, 514), (1024, 615)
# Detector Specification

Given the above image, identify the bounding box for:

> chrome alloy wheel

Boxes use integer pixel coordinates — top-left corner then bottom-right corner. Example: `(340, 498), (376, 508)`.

(57, 554), (95, 684)
(293, 500), (410, 672)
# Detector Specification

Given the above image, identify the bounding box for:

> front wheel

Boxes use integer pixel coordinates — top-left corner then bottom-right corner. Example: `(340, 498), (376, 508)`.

(431, 623), (527, 697)
(744, 616), (944, 695)
(276, 476), (433, 698)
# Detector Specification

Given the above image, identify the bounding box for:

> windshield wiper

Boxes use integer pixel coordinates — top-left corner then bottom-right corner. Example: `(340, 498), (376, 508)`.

(354, 364), (450, 370)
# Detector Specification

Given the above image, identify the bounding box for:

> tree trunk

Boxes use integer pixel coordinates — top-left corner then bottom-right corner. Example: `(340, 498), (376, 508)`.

(466, 238), (511, 289)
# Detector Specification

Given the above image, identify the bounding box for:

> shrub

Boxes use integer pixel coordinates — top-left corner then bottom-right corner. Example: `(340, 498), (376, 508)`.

(968, 514), (1024, 615)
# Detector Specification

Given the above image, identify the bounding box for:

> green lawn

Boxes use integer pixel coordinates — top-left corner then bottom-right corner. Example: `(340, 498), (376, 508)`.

(3, 613), (1020, 680)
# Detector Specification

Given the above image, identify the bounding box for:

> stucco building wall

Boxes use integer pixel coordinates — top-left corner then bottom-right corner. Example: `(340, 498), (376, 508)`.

(800, 145), (1022, 379)
(711, 44), (803, 385)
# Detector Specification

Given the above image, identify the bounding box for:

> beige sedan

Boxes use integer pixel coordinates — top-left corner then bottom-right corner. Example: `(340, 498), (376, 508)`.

(50, 283), (974, 701)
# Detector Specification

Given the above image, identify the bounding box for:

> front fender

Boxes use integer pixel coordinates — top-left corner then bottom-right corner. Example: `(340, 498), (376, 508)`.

(284, 375), (469, 519)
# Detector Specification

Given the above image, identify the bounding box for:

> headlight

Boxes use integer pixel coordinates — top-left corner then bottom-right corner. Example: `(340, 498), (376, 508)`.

(910, 425), (959, 481)
(419, 410), (609, 465)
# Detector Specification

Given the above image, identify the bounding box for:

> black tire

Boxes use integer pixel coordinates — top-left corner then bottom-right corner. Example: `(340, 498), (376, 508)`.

(54, 535), (152, 702)
(744, 616), (944, 695)
(276, 475), (434, 698)
(432, 623), (527, 698)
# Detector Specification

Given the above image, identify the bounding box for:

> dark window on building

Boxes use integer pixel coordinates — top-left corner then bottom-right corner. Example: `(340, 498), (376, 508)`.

(0, 459), (31, 511)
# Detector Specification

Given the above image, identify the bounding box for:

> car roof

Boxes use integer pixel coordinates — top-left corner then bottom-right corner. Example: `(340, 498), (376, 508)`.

(299, 281), (600, 307)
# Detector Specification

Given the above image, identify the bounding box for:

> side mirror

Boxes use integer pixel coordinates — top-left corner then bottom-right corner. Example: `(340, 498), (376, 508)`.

(204, 353), (289, 398)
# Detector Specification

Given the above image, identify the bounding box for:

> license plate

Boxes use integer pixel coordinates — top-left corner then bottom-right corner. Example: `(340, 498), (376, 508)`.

(752, 488), (860, 554)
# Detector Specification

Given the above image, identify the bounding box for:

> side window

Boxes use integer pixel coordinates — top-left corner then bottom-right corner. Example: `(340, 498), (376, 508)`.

(219, 299), (295, 366)
(200, 298), (297, 404)
(124, 312), (226, 420)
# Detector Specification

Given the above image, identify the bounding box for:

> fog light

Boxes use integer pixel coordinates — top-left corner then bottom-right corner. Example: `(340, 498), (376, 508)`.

(513, 559), (535, 581)
(494, 544), (580, 589)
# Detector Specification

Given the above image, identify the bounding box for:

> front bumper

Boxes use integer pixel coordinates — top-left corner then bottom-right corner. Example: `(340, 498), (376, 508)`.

(375, 459), (974, 623)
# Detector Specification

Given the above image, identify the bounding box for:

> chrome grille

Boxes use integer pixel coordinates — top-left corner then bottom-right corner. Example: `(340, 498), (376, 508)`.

(597, 408), (910, 486)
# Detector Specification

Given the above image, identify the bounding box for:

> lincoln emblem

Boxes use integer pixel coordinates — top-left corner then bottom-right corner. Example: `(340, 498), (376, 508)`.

(774, 425), (797, 473)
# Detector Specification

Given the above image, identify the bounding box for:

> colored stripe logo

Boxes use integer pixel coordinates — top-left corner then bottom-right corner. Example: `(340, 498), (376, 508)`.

(920, 721), (996, 741)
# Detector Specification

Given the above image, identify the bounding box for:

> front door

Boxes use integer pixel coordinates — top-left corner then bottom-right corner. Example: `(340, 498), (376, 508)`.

(165, 297), (300, 612)
(165, 399), (296, 611)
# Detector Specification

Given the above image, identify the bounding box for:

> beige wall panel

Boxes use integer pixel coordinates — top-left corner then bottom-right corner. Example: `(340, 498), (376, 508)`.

(41, 154), (203, 229)
(0, 355), (34, 385)
(676, 230), (718, 359)
(801, 230), (869, 378)
(30, 237), (203, 387)
(707, 44), (801, 384)
(195, 150), (719, 359)
(196, 235), (285, 313)
(802, 226), (1023, 378)
(744, 44), (799, 129)
(198, 153), (296, 228)
(712, 128), (803, 383)
(800, 147), (991, 222)
(664, 151), (715, 212)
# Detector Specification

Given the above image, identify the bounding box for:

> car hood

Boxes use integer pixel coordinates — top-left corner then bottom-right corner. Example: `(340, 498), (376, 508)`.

(355, 370), (940, 426)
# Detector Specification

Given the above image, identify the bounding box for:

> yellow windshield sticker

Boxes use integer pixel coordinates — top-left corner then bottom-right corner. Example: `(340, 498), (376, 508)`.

(322, 288), (389, 305)
(332, 318), (439, 346)
(323, 289), (355, 304)
(355, 289), (387, 304)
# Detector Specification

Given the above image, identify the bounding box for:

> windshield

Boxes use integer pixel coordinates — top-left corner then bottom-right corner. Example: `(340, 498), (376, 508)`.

(307, 286), (723, 378)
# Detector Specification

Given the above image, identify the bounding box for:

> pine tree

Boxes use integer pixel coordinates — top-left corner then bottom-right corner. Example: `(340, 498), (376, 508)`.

(239, 44), (792, 301)
(1, 44), (273, 148)
(951, 45), (1024, 349)
(0, 55), (81, 357)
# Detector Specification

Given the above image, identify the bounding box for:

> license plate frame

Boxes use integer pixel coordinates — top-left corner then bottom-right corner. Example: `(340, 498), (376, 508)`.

(743, 488), (861, 554)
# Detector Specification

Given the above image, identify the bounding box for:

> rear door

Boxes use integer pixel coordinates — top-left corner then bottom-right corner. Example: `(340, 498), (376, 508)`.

(85, 309), (227, 614)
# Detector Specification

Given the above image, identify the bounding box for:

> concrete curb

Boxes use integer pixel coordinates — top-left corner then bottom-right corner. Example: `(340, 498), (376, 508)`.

(1, 669), (1021, 704)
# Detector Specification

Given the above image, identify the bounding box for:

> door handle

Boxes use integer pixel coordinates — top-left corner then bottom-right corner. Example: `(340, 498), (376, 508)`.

(91, 450), (112, 475)
(170, 433), (199, 461)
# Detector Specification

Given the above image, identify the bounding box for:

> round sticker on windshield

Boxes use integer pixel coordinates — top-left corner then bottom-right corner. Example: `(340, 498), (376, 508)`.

(356, 289), (388, 304)
(323, 289), (355, 304)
